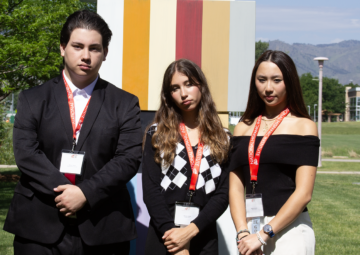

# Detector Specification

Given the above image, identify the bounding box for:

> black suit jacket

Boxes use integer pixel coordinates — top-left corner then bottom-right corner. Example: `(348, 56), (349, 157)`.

(4, 75), (142, 245)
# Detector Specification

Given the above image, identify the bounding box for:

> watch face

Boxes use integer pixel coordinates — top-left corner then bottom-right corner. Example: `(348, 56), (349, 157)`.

(264, 224), (272, 233)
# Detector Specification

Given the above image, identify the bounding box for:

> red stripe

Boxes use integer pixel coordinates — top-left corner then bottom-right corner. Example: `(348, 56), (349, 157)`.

(176, 0), (203, 67)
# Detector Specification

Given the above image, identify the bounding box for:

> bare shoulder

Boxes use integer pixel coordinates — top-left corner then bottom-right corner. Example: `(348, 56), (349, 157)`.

(293, 118), (318, 136)
(234, 121), (252, 136)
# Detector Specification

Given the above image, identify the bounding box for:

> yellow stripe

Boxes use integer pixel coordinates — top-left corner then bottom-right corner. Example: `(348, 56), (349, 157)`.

(122, 0), (151, 110)
(201, 1), (230, 111)
(148, 0), (177, 110)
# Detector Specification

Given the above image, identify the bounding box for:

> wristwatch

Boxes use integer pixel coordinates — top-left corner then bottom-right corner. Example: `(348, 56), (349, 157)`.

(263, 224), (275, 238)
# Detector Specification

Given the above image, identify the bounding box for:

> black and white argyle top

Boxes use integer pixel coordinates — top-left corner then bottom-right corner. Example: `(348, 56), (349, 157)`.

(142, 124), (229, 234)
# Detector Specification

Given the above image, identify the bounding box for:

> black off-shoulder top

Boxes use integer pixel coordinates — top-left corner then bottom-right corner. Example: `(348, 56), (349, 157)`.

(229, 135), (320, 216)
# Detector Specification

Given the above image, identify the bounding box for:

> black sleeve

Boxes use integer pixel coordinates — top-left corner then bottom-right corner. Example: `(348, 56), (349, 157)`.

(192, 160), (230, 232)
(142, 133), (176, 234)
(77, 96), (142, 209)
(13, 92), (72, 196)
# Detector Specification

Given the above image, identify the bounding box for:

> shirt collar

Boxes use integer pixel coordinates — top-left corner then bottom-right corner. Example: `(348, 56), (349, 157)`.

(63, 70), (98, 98)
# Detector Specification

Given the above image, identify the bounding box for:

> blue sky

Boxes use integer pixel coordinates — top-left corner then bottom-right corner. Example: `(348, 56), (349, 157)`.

(240, 0), (360, 45)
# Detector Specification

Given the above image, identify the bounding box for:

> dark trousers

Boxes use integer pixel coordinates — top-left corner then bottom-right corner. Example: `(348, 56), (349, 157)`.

(14, 225), (130, 255)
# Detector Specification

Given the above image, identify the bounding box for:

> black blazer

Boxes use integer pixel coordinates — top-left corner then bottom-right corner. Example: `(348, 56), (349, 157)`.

(4, 75), (142, 245)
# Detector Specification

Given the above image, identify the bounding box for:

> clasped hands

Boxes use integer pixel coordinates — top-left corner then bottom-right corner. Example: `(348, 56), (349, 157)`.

(237, 231), (268, 255)
(162, 223), (199, 255)
(54, 185), (87, 217)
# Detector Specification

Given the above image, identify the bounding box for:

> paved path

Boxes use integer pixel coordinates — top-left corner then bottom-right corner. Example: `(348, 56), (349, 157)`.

(322, 159), (360, 162)
(317, 171), (360, 174)
(0, 165), (17, 168)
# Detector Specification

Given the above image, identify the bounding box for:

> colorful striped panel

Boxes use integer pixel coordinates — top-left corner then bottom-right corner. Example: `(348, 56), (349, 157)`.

(176, 0), (203, 67)
(228, 1), (256, 111)
(202, 0), (230, 111)
(122, 0), (151, 110)
(98, 0), (255, 112)
(148, 0), (177, 110)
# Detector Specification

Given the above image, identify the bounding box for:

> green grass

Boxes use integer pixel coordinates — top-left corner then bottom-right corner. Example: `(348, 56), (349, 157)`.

(0, 183), (16, 255)
(309, 174), (360, 254)
(321, 122), (360, 135)
(319, 161), (360, 171)
(0, 168), (19, 174)
(322, 134), (360, 158)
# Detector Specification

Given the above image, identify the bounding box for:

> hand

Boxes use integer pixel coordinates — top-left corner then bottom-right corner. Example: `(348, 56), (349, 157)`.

(163, 223), (199, 253)
(237, 232), (250, 242)
(54, 185), (87, 217)
(237, 232), (265, 255)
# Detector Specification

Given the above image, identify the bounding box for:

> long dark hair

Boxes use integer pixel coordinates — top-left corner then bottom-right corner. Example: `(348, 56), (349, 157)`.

(241, 50), (310, 124)
(149, 59), (230, 167)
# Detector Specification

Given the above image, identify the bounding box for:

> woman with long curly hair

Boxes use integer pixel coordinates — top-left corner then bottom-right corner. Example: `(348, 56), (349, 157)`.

(229, 50), (319, 255)
(142, 59), (231, 255)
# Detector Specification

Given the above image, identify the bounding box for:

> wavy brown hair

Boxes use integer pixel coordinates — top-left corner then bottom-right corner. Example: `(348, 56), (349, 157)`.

(149, 59), (230, 168)
(241, 50), (311, 125)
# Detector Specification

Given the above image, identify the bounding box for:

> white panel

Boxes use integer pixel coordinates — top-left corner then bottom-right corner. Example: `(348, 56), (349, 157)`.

(97, 0), (124, 88)
(148, 0), (177, 110)
(217, 206), (238, 255)
(228, 1), (256, 111)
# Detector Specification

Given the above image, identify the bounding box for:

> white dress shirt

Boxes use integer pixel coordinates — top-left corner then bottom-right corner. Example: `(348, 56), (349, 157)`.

(63, 71), (98, 142)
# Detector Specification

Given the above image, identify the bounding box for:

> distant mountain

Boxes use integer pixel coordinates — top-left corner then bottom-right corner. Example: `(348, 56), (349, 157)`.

(268, 40), (360, 85)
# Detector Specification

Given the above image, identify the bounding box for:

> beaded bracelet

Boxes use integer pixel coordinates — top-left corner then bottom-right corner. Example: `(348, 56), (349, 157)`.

(256, 231), (267, 245)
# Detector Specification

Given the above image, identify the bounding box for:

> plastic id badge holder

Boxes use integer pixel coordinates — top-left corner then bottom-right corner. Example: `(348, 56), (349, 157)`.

(59, 150), (85, 175)
(174, 202), (200, 227)
(246, 193), (264, 234)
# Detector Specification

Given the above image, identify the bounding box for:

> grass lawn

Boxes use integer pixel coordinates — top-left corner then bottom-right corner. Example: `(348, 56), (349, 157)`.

(321, 134), (360, 157)
(0, 181), (16, 255)
(309, 174), (360, 254)
(319, 161), (360, 172)
(321, 122), (360, 135)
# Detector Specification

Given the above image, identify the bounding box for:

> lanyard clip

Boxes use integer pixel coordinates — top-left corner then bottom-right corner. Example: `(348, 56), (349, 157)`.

(72, 138), (76, 152)
(251, 181), (257, 195)
(187, 191), (195, 203)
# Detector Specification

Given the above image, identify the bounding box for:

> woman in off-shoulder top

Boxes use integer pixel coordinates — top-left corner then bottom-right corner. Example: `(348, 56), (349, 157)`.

(229, 50), (319, 255)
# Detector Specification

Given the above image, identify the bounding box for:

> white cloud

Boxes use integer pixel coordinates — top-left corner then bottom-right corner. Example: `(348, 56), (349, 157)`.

(351, 19), (360, 27)
(256, 6), (360, 32)
(330, 38), (344, 43)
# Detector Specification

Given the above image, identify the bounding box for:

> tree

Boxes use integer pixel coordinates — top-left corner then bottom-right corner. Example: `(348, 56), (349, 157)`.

(343, 82), (360, 88)
(255, 40), (269, 61)
(0, 0), (96, 101)
(300, 73), (346, 115)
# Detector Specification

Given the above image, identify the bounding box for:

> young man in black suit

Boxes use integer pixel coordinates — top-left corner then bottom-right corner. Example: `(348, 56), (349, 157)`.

(4, 10), (142, 255)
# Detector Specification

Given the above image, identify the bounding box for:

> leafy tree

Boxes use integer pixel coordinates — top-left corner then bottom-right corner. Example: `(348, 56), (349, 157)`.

(0, 0), (96, 101)
(300, 73), (345, 116)
(343, 82), (360, 88)
(255, 40), (269, 61)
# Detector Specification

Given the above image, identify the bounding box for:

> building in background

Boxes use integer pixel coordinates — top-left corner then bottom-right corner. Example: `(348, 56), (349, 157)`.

(347, 87), (360, 121)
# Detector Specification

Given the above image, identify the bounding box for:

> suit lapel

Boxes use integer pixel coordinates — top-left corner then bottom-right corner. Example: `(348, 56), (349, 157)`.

(53, 75), (74, 147)
(75, 78), (106, 150)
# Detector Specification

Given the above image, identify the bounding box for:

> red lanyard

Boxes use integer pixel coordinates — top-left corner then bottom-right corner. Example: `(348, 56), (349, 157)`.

(62, 72), (91, 184)
(63, 72), (91, 144)
(248, 108), (290, 185)
(179, 123), (204, 194)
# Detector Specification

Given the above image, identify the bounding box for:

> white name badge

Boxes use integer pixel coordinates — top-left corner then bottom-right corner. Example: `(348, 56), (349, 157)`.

(245, 193), (264, 218)
(59, 150), (85, 175)
(174, 202), (200, 227)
